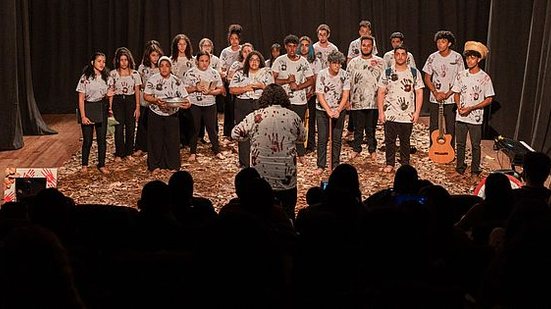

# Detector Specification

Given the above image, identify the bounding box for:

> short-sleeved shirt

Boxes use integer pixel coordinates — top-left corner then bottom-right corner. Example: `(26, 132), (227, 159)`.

(315, 68), (351, 111)
(377, 65), (425, 123)
(220, 46), (241, 72)
(272, 55), (314, 105)
(171, 56), (195, 80)
(346, 55), (384, 110)
(183, 67), (223, 107)
(229, 67), (274, 100)
(231, 105), (306, 191)
(452, 69), (495, 125)
(422, 50), (465, 104)
(109, 69), (142, 95)
(347, 37), (379, 59)
(144, 73), (189, 116)
(228, 61), (244, 80)
(75, 74), (114, 102)
(383, 51), (417, 69)
(313, 42), (339, 70)
(138, 64), (160, 106)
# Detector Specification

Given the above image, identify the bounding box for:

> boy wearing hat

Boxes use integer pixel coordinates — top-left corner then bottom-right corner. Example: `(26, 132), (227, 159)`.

(452, 41), (494, 178)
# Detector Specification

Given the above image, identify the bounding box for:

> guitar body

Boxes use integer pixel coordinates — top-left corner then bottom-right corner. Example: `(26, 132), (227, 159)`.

(429, 130), (455, 163)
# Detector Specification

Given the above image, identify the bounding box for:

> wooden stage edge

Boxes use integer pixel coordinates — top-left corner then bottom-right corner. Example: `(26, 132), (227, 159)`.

(1, 114), (516, 202)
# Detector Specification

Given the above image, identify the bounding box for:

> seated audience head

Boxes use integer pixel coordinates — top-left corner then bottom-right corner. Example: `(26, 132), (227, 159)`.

(28, 188), (74, 234)
(306, 186), (324, 206)
(234, 167), (261, 199)
(138, 180), (170, 214)
(327, 163), (361, 201)
(485, 172), (513, 204)
(168, 170), (194, 204)
(393, 165), (419, 194)
(523, 151), (551, 187)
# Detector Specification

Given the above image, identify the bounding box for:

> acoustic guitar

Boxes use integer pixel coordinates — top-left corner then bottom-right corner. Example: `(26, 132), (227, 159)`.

(429, 102), (455, 163)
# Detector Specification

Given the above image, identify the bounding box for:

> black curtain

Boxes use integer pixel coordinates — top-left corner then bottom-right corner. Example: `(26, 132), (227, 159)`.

(27, 0), (490, 114)
(0, 0), (56, 151)
(486, 0), (551, 156)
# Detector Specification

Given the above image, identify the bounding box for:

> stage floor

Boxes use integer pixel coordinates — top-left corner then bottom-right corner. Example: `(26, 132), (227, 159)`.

(1, 114), (515, 209)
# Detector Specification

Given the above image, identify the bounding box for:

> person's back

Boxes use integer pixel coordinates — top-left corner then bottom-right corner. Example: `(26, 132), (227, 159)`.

(513, 151), (551, 203)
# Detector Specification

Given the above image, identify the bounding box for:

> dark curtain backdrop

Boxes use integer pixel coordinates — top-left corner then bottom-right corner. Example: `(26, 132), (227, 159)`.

(487, 0), (551, 155)
(0, 0), (55, 150)
(28, 0), (490, 114)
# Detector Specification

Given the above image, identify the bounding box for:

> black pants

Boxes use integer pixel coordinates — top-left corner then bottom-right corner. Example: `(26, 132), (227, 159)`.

(223, 82), (235, 137)
(429, 103), (456, 147)
(190, 104), (220, 154)
(235, 98), (259, 167)
(81, 100), (109, 168)
(135, 105), (148, 152)
(274, 187), (298, 222)
(306, 96), (317, 150)
(179, 108), (195, 147)
(112, 94), (137, 157)
(455, 121), (482, 174)
(289, 104), (307, 157)
(147, 111), (180, 171)
(316, 110), (346, 170)
(352, 109), (378, 154)
(384, 121), (413, 166)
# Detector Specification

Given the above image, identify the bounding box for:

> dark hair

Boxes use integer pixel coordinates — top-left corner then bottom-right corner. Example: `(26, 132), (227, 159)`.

(238, 43), (254, 62)
(393, 165), (419, 194)
(390, 31), (405, 41)
(434, 30), (456, 46)
(199, 38), (214, 52)
(327, 50), (345, 64)
(359, 20), (372, 29)
(168, 171), (194, 203)
(235, 167), (261, 198)
(269, 43), (281, 67)
(258, 84), (290, 109)
(138, 180), (170, 213)
(327, 163), (361, 201)
(82, 52), (109, 82)
(316, 23), (331, 35)
(299, 35), (315, 63)
(113, 47), (136, 70)
(523, 152), (551, 185)
(243, 50), (266, 76)
(171, 34), (193, 61)
(227, 24), (243, 43)
(394, 44), (408, 54)
(464, 50), (482, 59)
(141, 43), (163, 68)
(284, 34), (299, 46)
(360, 35), (374, 45)
(195, 50), (211, 66)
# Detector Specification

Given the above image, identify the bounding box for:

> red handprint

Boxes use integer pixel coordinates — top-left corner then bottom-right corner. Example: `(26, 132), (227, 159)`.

(42, 168), (57, 187)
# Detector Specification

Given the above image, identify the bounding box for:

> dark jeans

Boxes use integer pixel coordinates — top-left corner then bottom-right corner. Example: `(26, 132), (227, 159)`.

(306, 96), (317, 150)
(289, 104), (307, 156)
(223, 82), (235, 137)
(81, 100), (109, 168)
(190, 104), (220, 154)
(316, 110), (346, 170)
(179, 108), (195, 147)
(135, 105), (148, 152)
(429, 102), (456, 147)
(352, 109), (378, 154)
(274, 187), (298, 222)
(235, 98), (259, 167)
(147, 111), (180, 171)
(455, 121), (482, 174)
(384, 121), (413, 166)
(112, 94), (137, 157)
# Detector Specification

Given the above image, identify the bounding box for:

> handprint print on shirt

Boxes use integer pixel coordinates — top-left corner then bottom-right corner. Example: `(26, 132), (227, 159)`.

(268, 133), (285, 153)
(398, 97), (408, 111)
(471, 85), (481, 101)
(401, 79), (412, 92)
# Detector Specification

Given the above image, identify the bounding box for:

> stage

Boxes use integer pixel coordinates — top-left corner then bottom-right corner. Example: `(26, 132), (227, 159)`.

(1, 114), (511, 210)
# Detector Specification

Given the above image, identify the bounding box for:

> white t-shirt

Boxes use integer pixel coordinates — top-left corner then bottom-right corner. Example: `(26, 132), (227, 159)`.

(271, 55), (314, 105)
(452, 69), (495, 125)
(315, 68), (351, 110)
(220, 46), (241, 72)
(346, 56), (384, 110)
(377, 65), (425, 123)
(144, 73), (188, 116)
(231, 105), (306, 191)
(228, 61), (244, 80)
(422, 50), (465, 104)
(183, 67), (223, 107)
(383, 51), (417, 69)
(75, 74), (114, 102)
(138, 64), (159, 106)
(347, 37), (379, 59)
(171, 56), (195, 80)
(109, 69), (142, 95)
(313, 42), (339, 70)
(229, 67), (274, 100)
